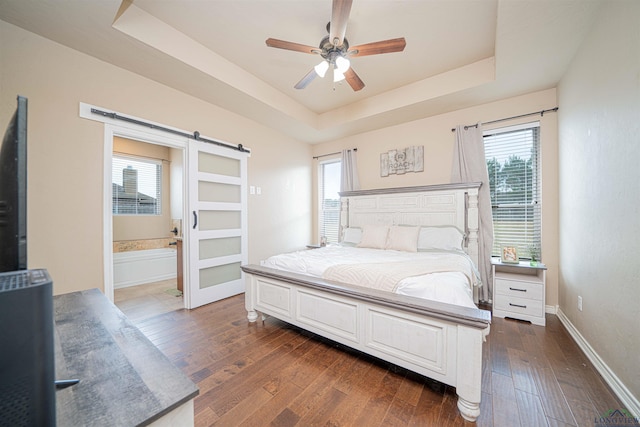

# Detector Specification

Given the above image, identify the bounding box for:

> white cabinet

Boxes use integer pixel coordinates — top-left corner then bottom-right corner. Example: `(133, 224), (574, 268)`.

(492, 258), (547, 326)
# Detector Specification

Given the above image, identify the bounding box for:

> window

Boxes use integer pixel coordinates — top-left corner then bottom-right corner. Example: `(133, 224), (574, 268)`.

(484, 122), (541, 260)
(318, 160), (341, 243)
(112, 155), (162, 215)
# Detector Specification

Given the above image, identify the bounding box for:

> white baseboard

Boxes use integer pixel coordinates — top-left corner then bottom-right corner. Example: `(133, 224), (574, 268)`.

(556, 308), (639, 418)
(545, 304), (558, 314)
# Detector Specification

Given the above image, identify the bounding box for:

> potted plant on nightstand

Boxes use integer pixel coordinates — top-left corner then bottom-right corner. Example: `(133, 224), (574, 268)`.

(528, 244), (540, 267)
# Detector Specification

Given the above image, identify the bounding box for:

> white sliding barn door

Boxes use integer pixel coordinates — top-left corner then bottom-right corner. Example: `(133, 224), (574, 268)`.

(187, 140), (248, 309)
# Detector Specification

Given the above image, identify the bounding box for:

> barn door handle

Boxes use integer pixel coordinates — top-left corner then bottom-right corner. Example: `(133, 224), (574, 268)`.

(193, 211), (198, 229)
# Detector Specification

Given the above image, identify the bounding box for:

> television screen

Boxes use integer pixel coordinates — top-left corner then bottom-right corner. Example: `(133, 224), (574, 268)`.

(0, 95), (28, 272)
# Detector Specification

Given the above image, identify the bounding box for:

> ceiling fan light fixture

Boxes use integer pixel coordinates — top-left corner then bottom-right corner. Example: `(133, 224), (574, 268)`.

(335, 56), (350, 73)
(265, 2), (405, 92)
(314, 60), (329, 78)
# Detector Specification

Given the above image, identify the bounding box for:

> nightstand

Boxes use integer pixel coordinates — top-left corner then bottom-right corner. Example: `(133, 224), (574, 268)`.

(492, 258), (547, 326)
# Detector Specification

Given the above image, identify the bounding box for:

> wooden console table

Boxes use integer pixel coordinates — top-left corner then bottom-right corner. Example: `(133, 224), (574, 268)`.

(53, 289), (198, 426)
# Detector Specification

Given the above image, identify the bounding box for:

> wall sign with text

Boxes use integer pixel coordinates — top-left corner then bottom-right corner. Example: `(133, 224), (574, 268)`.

(380, 145), (424, 177)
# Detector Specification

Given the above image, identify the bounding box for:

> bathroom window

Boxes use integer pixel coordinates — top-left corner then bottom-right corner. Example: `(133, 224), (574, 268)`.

(112, 155), (162, 215)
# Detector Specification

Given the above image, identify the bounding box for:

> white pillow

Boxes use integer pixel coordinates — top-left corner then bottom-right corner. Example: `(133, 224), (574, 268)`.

(385, 226), (419, 252)
(417, 226), (464, 251)
(342, 227), (362, 245)
(357, 225), (389, 249)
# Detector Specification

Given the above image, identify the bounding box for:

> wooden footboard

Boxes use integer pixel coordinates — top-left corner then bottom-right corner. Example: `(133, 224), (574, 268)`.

(242, 264), (491, 422)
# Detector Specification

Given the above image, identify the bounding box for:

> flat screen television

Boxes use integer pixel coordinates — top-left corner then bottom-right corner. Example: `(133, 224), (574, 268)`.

(0, 96), (60, 426)
(0, 95), (28, 272)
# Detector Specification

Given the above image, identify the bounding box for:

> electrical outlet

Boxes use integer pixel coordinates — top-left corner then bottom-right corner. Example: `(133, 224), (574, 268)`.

(578, 296), (583, 311)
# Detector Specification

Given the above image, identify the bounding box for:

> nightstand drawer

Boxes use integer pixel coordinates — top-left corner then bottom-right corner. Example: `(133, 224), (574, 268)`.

(494, 278), (543, 301)
(494, 294), (543, 317)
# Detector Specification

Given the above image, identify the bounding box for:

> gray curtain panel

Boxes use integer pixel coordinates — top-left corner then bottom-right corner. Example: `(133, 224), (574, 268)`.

(340, 149), (360, 192)
(451, 125), (494, 302)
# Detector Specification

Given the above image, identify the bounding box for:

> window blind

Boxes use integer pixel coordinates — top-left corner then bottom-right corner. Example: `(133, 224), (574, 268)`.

(318, 160), (341, 243)
(484, 122), (541, 260)
(112, 155), (162, 215)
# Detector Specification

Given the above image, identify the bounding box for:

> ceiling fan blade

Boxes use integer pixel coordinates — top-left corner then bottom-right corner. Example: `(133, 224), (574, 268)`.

(330, 0), (353, 47)
(266, 38), (320, 54)
(344, 67), (365, 92)
(294, 69), (318, 89)
(348, 38), (407, 57)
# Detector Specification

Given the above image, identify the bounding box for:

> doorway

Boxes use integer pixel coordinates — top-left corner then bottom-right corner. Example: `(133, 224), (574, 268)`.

(101, 123), (189, 308)
(111, 136), (185, 320)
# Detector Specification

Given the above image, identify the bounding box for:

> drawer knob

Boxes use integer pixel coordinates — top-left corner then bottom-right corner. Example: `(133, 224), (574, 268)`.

(509, 287), (527, 292)
(509, 303), (527, 309)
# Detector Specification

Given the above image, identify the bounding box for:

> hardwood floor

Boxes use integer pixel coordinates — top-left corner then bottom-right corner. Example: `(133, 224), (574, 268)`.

(127, 294), (625, 426)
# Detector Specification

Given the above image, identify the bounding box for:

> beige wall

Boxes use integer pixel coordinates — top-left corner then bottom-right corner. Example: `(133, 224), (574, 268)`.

(558, 0), (640, 402)
(112, 137), (172, 242)
(312, 88), (560, 308)
(0, 21), (312, 295)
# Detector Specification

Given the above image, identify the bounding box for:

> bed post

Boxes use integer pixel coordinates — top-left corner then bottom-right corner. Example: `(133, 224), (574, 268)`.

(466, 188), (481, 304)
(245, 274), (258, 322)
(339, 197), (349, 242)
(465, 188), (480, 268)
(455, 324), (487, 422)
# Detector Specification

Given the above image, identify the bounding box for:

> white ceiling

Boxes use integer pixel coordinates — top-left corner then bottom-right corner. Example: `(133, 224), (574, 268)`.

(0, 0), (602, 143)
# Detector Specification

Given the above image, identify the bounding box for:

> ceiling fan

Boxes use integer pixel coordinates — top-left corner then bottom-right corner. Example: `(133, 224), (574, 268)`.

(265, 0), (406, 91)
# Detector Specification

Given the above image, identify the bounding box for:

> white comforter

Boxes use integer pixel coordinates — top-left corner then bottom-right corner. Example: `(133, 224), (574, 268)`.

(261, 245), (479, 309)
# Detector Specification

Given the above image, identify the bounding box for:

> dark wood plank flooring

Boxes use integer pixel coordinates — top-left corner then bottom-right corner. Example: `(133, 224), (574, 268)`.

(127, 295), (625, 426)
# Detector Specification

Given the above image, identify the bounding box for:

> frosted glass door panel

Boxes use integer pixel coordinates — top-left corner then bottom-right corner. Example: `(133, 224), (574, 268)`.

(199, 237), (241, 260)
(188, 139), (247, 309)
(198, 210), (241, 230)
(199, 263), (242, 289)
(198, 181), (241, 203)
(198, 152), (240, 177)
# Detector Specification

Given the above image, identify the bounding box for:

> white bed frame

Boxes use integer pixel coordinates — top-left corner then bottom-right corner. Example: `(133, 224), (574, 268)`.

(242, 183), (491, 422)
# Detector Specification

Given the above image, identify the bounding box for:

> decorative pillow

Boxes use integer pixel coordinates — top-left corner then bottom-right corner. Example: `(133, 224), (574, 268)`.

(385, 226), (420, 252)
(357, 225), (389, 249)
(341, 227), (362, 245)
(417, 226), (464, 251)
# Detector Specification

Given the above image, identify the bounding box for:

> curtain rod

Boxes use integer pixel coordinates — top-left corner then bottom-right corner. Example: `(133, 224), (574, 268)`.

(91, 108), (250, 153)
(450, 107), (558, 132)
(313, 148), (357, 160)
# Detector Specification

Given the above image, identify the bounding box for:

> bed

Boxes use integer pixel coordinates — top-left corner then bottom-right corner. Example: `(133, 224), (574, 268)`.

(241, 183), (491, 422)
